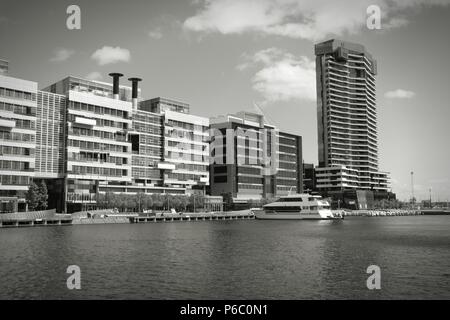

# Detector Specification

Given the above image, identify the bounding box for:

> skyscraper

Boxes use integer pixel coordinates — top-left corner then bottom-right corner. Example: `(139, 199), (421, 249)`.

(314, 39), (390, 208)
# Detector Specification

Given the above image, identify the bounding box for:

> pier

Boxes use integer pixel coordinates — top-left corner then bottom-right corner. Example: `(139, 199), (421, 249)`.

(0, 217), (73, 228)
(129, 211), (255, 224)
(0, 209), (73, 228)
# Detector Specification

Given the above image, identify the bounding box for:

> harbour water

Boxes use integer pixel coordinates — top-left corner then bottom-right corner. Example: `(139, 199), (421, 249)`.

(0, 216), (449, 299)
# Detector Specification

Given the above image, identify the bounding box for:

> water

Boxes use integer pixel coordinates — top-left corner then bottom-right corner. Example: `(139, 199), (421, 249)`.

(0, 216), (449, 299)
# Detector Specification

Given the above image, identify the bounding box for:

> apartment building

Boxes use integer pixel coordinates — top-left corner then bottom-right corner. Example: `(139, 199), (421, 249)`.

(315, 39), (391, 208)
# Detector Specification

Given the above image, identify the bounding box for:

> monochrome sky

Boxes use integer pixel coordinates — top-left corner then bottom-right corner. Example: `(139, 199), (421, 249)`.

(1, 0), (450, 201)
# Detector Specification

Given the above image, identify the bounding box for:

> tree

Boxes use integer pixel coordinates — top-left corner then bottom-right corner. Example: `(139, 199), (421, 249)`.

(135, 192), (146, 213)
(221, 192), (233, 211)
(151, 194), (164, 211)
(25, 182), (40, 211)
(142, 194), (153, 212)
(179, 196), (189, 212)
(38, 180), (48, 210)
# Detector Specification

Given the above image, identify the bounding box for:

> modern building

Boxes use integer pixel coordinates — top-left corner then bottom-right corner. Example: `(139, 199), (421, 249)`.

(0, 73), (37, 212)
(41, 75), (136, 212)
(209, 111), (302, 206)
(130, 97), (209, 196)
(315, 39), (391, 208)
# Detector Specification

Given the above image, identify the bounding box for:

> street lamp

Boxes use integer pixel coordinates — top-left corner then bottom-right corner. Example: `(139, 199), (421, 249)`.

(429, 187), (432, 208)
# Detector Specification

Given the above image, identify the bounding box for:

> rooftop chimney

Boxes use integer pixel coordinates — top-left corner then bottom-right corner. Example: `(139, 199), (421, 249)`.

(128, 77), (142, 110)
(109, 73), (123, 99)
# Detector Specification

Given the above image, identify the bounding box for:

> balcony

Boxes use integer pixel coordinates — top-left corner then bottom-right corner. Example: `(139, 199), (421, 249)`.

(157, 162), (176, 170)
(0, 118), (15, 129)
(74, 117), (96, 127)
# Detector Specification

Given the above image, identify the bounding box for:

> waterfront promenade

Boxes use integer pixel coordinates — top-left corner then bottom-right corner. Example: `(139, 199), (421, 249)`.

(0, 208), (446, 228)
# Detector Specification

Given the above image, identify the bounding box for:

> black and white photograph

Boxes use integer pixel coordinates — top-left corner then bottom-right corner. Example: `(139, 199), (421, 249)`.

(0, 0), (449, 311)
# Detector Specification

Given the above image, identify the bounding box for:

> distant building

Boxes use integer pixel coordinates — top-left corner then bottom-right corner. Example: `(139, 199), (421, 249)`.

(314, 39), (391, 209)
(303, 163), (316, 194)
(209, 111), (302, 206)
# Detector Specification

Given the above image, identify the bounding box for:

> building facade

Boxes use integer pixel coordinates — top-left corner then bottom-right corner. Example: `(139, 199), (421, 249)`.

(42, 76), (135, 212)
(209, 111), (302, 205)
(315, 39), (390, 208)
(0, 74), (37, 212)
(129, 97), (209, 196)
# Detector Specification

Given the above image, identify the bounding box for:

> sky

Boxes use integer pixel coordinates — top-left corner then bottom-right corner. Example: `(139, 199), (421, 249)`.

(1, 0), (450, 201)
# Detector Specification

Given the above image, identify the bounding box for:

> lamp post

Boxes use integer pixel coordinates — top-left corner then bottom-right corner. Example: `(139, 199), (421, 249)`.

(410, 171), (414, 208)
(167, 192), (170, 212)
(429, 187), (432, 209)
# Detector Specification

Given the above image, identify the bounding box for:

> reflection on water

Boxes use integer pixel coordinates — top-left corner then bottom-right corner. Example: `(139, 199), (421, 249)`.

(0, 216), (449, 299)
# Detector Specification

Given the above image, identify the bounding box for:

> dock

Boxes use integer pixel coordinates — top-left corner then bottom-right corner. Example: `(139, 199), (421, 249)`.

(0, 210), (73, 228)
(0, 217), (73, 228)
(129, 211), (255, 223)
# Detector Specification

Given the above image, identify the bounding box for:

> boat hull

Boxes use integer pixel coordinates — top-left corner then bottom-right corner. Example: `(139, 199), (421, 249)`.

(252, 210), (343, 220)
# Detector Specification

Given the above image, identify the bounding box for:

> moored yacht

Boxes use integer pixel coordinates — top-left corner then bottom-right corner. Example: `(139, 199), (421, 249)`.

(252, 194), (343, 220)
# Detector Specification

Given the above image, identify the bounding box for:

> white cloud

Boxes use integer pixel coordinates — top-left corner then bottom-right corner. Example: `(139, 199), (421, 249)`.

(385, 89), (416, 99)
(183, 0), (450, 41)
(85, 71), (103, 81)
(91, 46), (131, 66)
(50, 48), (75, 62)
(148, 28), (163, 39)
(239, 48), (316, 102)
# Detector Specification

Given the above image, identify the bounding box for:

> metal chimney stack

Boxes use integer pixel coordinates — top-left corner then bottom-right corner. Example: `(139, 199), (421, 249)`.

(128, 77), (142, 110)
(109, 73), (123, 100)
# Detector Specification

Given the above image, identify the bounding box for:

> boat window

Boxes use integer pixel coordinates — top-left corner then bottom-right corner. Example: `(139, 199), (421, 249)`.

(308, 197), (315, 201)
(276, 198), (302, 202)
(268, 206), (302, 212)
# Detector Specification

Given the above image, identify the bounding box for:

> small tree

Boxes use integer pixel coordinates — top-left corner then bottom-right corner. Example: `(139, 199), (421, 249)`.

(26, 182), (40, 211)
(151, 194), (164, 211)
(38, 180), (48, 210)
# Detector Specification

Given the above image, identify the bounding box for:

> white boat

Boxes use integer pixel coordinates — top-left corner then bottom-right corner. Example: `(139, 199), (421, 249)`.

(252, 194), (343, 220)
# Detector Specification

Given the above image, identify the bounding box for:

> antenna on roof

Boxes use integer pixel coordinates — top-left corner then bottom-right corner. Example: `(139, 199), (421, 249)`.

(252, 101), (275, 126)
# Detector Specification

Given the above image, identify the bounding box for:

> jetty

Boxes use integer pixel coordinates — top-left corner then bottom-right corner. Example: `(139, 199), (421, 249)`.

(129, 211), (255, 223)
(0, 210), (72, 228)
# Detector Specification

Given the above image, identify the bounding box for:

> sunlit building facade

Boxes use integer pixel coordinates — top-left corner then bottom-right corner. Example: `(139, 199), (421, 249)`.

(0, 74), (37, 212)
(315, 39), (391, 208)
